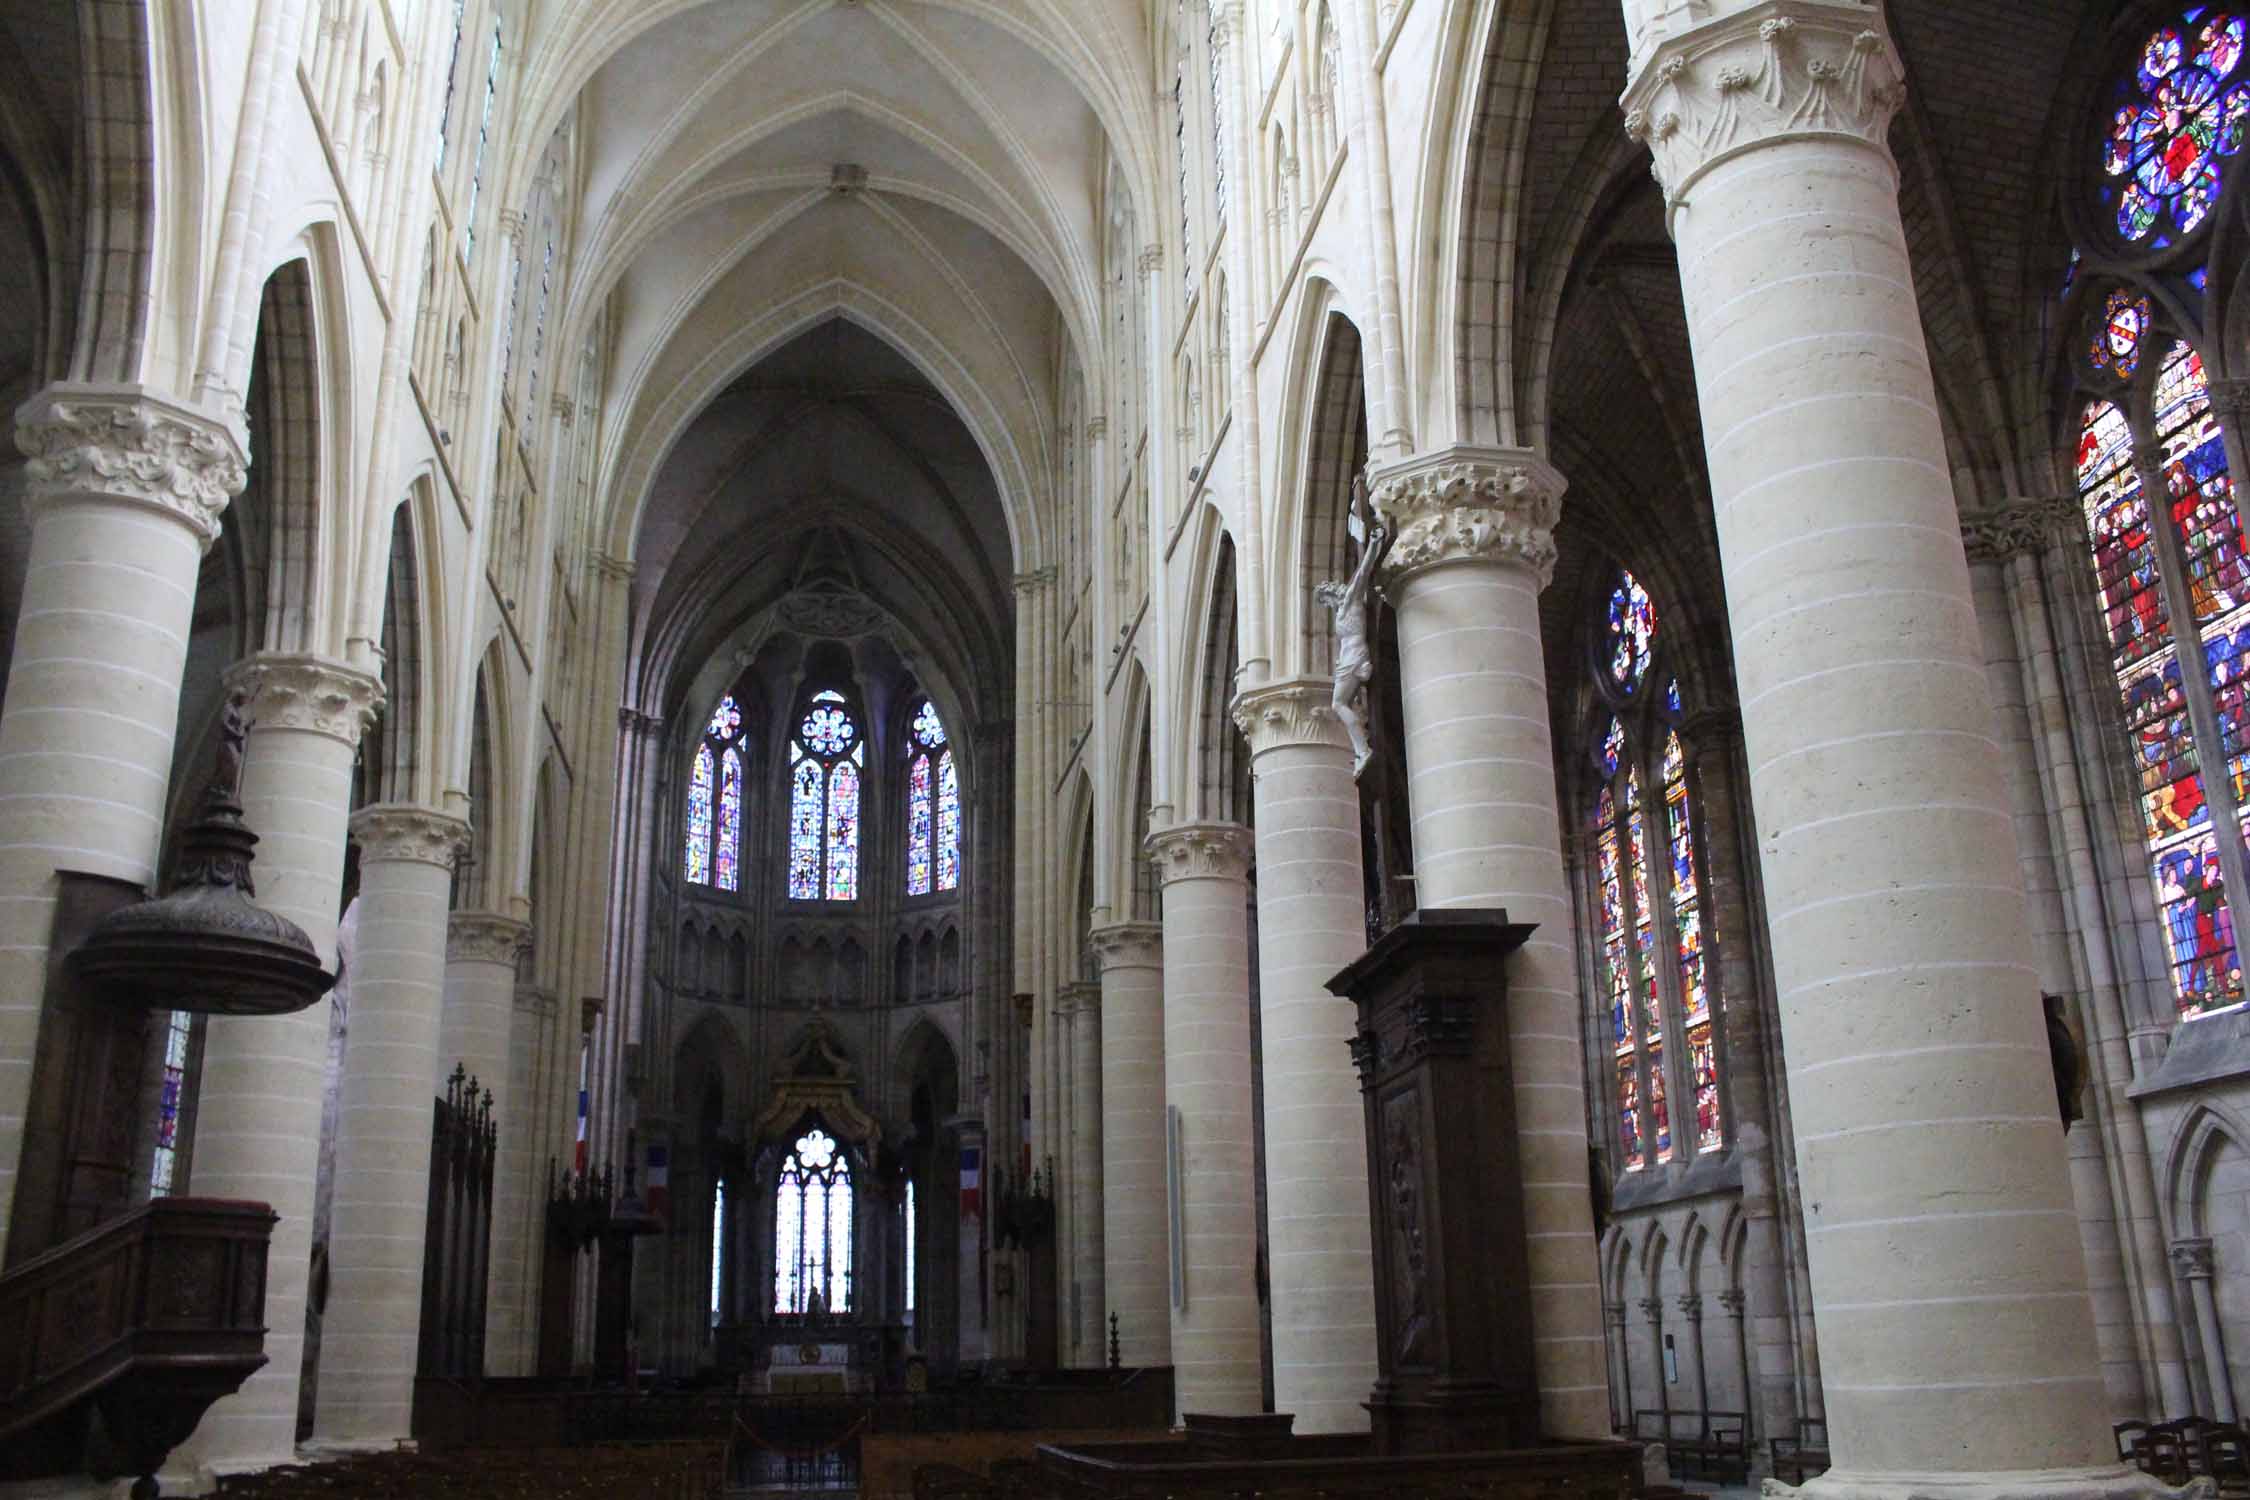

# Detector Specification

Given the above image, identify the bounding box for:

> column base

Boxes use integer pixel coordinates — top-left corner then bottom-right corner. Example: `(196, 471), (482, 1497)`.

(295, 1439), (418, 1461)
(1774, 1467), (2209, 1500)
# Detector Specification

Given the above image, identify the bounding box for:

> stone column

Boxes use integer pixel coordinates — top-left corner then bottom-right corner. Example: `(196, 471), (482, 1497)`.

(953, 1114), (989, 1364)
(442, 911), (532, 1370)
(1091, 920), (1170, 1367)
(1641, 1296), (1670, 1428)
(1609, 1301), (1635, 1432)
(494, 982), (557, 1376)
(1148, 822), (1262, 1417)
(1620, 3), (2131, 1486)
(1720, 1289), (1752, 1433)
(1679, 1294), (1709, 1431)
(0, 387), (244, 1265)
(183, 655), (379, 1470)
(313, 803), (468, 1446)
(1057, 980), (1105, 1366)
(1232, 678), (1377, 1433)
(2172, 1239), (2236, 1423)
(1368, 447), (1607, 1438)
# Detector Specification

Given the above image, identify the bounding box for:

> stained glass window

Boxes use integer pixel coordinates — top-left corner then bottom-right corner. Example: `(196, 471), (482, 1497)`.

(790, 692), (862, 902)
(686, 746), (715, 886)
(716, 748), (743, 893)
(433, 0), (468, 170)
(907, 701), (955, 897)
(686, 694), (748, 891)
(903, 1178), (918, 1315)
(2091, 289), (2151, 382)
(149, 1010), (192, 1196)
(936, 752), (961, 892)
(1607, 570), (1656, 693)
(710, 1181), (727, 1327)
(908, 755), (934, 896)
(463, 20), (502, 260)
(2077, 331), (2249, 1015)
(774, 1127), (853, 1315)
(1588, 568), (1724, 1170)
(827, 754), (862, 902)
(2100, 11), (2250, 244)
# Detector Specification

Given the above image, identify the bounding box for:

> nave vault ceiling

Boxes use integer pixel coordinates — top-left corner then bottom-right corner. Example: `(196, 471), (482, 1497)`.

(516, 0), (1151, 719)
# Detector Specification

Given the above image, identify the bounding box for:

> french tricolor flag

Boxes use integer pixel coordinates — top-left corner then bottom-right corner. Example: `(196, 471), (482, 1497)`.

(645, 1143), (670, 1221)
(959, 1146), (981, 1219)
(574, 1086), (589, 1173)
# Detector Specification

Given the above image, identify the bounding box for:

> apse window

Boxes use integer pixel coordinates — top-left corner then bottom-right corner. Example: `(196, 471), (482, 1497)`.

(789, 692), (863, 902)
(775, 1127), (853, 1315)
(906, 699), (960, 896)
(685, 694), (747, 892)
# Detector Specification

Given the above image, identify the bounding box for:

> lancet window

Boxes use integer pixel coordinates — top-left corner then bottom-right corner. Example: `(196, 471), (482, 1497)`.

(685, 694), (747, 892)
(2071, 7), (2250, 1017)
(1585, 569), (1724, 1173)
(789, 691), (863, 902)
(906, 700), (959, 896)
(774, 1127), (852, 1315)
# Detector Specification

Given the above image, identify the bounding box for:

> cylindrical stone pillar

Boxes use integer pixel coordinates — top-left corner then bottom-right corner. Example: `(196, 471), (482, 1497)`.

(1148, 822), (1262, 1417)
(313, 803), (468, 1445)
(1232, 678), (1377, 1433)
(441, 911), (532, 1371)
(1058, 980), (1106, 1366)
(1091, 920), (1169, 1367)
(1368, 446), (1607, 1439)
(494, 982), (557, 1377)
(952, 1114), (989, 1364)
(0, 386), (244, 1266)
(1620, 4), (2138, 1488)
(183, 654), (379, 1469)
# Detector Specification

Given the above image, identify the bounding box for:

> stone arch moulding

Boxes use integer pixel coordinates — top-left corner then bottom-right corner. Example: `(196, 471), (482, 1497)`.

(2167, 1101), (2250, 1240)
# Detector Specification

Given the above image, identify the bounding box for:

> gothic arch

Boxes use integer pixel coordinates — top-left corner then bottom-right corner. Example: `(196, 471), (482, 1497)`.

(359, 488), (435, 808)
(2168, 1102), (2250, 1239)
(674, 1010), (750, 1127)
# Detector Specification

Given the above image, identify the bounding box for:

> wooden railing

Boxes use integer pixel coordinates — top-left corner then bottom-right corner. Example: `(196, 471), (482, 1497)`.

(0, 1196), (276, 1488)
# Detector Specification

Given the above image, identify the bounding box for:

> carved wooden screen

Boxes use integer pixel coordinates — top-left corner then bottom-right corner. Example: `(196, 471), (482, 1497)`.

(417, 1064), (497, 1378)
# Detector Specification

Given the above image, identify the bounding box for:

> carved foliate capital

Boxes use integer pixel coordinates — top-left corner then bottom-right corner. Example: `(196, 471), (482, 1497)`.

(1638, 1297), (1666, 1320)
(514, 983), (557, 1017)
(593, 552), (636, 581)
(349, 802), (472, 869)
(225, 653), (384, 747)
(497, 207), (529, 237)
(1054, 981), (1103, 1020)
(1137, 246), (1165, 279)
(1369, 445), (1566, 588)
(1677, 1293), (1704, 1320)
(2172, 1236), (2217, 1280)
(449, 911), (532, 966)
(1960, 495), (2081, 565)
(1011, 567), (1058, 596)
(1716, 1288), (1746, 1316)
(1089, 920), (1163, 972)
(16, 384), (248, 547)
(1231, 677), (1351, 758)
(1146, 821), (1253, 886)
(1085, 415), (1108, 443)
(1620, 1), (1906, 210)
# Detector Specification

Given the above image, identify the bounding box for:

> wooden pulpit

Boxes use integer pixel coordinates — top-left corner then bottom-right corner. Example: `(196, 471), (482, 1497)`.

(1327, 909), (1543, 1454)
